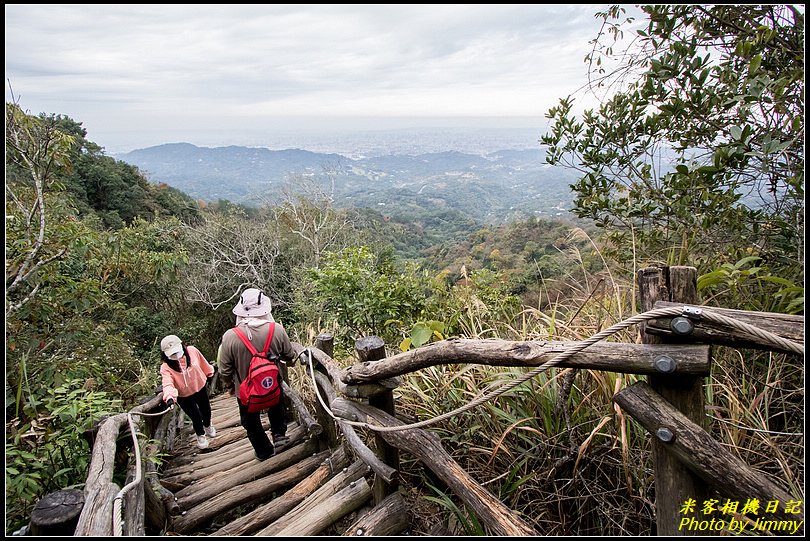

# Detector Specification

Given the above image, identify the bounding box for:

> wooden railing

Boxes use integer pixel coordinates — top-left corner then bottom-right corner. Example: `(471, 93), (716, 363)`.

(30, 266), (804, 536)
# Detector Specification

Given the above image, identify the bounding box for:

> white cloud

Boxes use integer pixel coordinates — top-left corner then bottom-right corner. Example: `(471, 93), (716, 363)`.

(5, 4), (635, 151)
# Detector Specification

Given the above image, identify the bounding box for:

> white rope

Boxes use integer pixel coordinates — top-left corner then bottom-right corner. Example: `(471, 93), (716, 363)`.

(696, 309), (804, 355)
(305, 305), (804, 433)
(111, 405), (173, 536)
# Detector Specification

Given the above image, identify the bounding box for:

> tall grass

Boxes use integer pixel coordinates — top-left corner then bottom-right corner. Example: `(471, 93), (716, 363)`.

(391, 241), (803, 535)
(287, 231), (803, 535)
(391, 252), (658, 535)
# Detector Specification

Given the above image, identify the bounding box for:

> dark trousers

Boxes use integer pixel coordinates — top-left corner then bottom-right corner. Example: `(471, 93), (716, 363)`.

(238, 398), (287, 458)
(176, 387), (212, 436)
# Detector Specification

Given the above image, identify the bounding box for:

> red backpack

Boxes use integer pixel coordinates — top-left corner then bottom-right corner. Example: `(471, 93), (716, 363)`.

(233, 324), (282, 412)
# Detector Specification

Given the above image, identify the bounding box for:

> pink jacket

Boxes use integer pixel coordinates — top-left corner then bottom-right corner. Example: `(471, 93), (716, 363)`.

(160, 345), (214, 402)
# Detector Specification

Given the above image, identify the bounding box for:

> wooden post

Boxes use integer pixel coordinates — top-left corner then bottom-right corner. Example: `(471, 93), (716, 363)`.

(313, 333), (338, 450)
(355, 336), (399, 504)
(28, 489), (85, 536)
(638, 266), (709, 535)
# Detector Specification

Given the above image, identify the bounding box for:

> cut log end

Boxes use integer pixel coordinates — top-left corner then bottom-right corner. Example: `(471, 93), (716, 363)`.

(29, 489), (85, 536)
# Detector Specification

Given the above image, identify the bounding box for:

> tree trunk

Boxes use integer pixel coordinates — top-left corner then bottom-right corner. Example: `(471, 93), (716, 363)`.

(343, 340), (711, 382)
(75, 413), (128, 536)
(356, 336), (399, 503)
(638, 266), (708, 536)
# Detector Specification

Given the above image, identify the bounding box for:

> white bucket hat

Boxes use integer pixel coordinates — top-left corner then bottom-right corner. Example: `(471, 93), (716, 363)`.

(232, 288), (272, 317)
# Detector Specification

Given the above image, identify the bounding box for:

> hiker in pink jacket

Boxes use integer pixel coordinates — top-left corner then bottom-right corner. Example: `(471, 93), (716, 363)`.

(160, 334), (216, 449)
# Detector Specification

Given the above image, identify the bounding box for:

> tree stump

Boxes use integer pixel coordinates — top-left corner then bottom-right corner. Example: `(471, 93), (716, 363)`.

(29, 489), (85, 536)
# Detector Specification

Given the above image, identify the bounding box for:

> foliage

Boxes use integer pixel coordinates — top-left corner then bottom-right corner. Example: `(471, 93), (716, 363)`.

(541, 4), (804, 310)
(5, 104), (192, 533)
(399, 320), (446, 352)
(427, 267), (524, 339)
(5, 379), (121, 533)
(698, 255), (804, 314)
(423, 482), (485, 535)
(306, 246), (430, 348)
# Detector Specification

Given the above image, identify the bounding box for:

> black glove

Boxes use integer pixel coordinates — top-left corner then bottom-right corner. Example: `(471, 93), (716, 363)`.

(166, 398), (175, 408)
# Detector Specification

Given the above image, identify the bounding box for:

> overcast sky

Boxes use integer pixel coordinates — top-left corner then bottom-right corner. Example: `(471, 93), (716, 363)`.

(5, 4), (640, 153)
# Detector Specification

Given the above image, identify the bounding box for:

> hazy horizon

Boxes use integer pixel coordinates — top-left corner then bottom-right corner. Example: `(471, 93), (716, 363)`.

(103, 118), (549, 157)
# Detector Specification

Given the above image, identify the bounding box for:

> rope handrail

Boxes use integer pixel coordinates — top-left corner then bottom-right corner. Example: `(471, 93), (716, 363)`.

(101, 303), (803, 533)
(111, 406), (173, 536)
(304, 304), (804, 433)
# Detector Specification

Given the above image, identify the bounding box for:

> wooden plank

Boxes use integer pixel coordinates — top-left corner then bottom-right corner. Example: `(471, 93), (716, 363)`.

(212, 445), (350, 536)
(255, 459), (371, 535)
(170, 449), (331, 533)
(647, 300), (804, 353)
(332, 398), (537, 536)
(274, 477), (373, 536)
(174, 438), (319, 508)
(163, 425), (305, 485)
(615, 381), (803, 530)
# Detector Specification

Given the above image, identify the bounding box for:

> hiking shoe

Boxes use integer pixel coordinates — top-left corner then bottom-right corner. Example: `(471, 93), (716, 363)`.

(204, 424), (216, 438)
(272, 434), (289, 447)
(255, 448), (275, 461)
(196, 435), (209, 449)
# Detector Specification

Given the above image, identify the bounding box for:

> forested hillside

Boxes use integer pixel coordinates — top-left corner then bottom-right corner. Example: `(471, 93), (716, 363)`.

(5, 5), (803, 536)
(117, 143), (578, 223)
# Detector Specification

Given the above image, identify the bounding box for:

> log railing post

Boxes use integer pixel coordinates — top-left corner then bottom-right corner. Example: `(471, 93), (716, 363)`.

(355, 336), (399, 504)
(313, 333), (339, 450)
(638, 266), (709, 535)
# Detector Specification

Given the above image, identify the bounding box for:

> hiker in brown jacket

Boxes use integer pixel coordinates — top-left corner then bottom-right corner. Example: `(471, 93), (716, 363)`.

(219, 288), (295, 460)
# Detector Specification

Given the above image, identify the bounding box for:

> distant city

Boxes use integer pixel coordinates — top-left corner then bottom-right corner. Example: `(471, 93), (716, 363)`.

(111, 126), (547, 161)
(246, 126), (546, 159)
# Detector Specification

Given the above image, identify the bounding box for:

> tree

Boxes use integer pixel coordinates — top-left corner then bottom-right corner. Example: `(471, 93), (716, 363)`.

(5, 102), (76, 314)
(179, 205), (282, 311)
(307, 245), (428, 346)
(541, 5), (803, 310)
(272, 172), (359, 266)
(5, 103), (190, 532)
